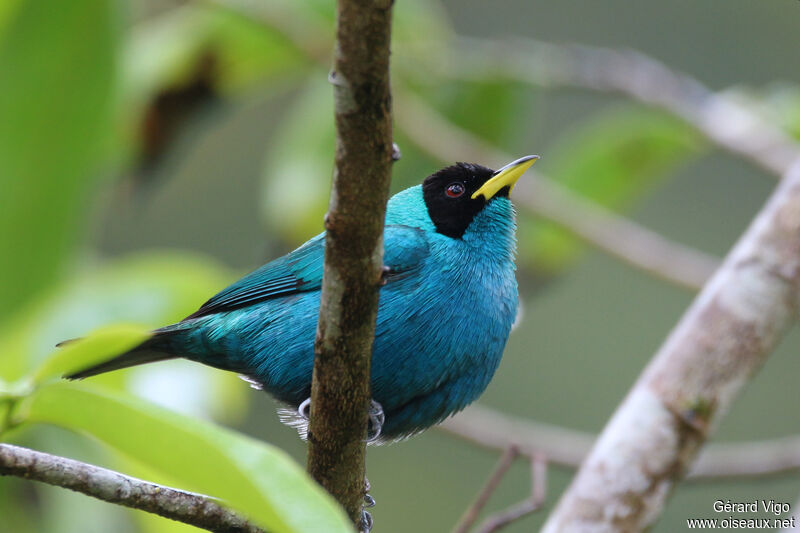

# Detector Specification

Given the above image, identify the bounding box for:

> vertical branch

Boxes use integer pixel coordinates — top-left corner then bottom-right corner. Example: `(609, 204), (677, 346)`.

(307, 0), (395, 526)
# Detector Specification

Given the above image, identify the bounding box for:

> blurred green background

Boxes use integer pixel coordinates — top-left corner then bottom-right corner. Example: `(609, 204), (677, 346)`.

(1, 0), (800, 531)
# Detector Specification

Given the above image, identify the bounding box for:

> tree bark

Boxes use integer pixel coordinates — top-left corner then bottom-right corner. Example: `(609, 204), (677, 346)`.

(0, 443), (259, 533)
(306, 0), (394, 526)
(542, 161), (800, 532)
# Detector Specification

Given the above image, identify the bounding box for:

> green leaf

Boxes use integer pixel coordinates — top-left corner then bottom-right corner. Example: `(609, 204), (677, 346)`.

(19, 382), (350, 533)
(125, 3), (307, 110)
(0, 0), (120, 319)
(393, 0), (453, 75)
(30, 324), (150, 386)
(261, 77), (334, 243)
(0, 0), (22, 33)
(521, 106), (704, 272)
(0, 251), (231, 383)
(431, 78), (527, 148)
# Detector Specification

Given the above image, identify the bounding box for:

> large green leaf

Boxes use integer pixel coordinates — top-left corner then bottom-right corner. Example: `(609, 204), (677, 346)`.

(0, 252), (250, 426)
(0, 252), (231, 383)
(520, 106), (704, 272)
(19, 382), (350, 533)
(0, 0), (120, 319)
(0, 0), (22, 33)
(30, 324), (150, 386)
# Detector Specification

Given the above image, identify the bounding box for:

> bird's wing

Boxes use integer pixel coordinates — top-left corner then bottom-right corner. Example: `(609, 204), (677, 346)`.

(382, 225), (430, 279)
(185, 225), (428, 319)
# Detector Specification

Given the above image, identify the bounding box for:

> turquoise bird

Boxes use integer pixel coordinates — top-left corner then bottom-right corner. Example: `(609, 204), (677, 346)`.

(68, 155), (538, 442)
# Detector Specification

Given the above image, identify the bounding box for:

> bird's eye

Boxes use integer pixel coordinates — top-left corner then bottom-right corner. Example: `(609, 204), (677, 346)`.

(445, 182), (465, 198)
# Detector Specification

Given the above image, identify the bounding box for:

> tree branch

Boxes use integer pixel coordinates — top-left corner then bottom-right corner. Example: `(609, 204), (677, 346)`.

(394, 88), (719, 291)
(478, 454), (547, 533)
(307, 0), (395, 526)
(0, 443), (260, 533)
(541, 159), (800, 530)
(440, 404), (800, 480)
(452, 446), (521, 533)
(453, 38), (800, 178)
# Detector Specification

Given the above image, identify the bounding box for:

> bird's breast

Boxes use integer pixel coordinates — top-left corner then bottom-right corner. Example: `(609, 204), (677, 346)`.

(370, 242), (518, 412)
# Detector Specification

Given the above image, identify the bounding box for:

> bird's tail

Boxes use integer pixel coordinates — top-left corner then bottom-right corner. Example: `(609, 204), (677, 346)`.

(64, 332), (178, 380)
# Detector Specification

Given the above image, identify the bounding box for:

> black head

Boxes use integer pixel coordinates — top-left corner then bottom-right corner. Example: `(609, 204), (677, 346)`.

(422, 162), (502, 239)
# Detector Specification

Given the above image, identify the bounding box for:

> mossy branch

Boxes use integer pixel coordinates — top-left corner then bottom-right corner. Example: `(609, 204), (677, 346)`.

(0, 443), (259, 533)
(306, 0), (395, 526)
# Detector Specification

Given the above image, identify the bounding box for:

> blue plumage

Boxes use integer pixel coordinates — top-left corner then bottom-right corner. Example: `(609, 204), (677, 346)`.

(68, 157), (538, 441)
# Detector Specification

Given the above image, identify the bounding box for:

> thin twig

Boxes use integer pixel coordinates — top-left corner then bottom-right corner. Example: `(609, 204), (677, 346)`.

(478, 454), (547, 533)
(395, 88), (719, 291)
(452, 446), (521, 533)
(515, 178), (718, 290)
(0, 443), (260, 533)
(440, 404), (800, 481)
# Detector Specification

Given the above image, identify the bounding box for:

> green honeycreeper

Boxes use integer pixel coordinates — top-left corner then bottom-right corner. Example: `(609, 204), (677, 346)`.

(68, 155), (539, 442)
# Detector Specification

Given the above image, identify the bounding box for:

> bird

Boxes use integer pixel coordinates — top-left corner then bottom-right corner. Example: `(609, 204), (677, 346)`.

(66, 155), (539, 443)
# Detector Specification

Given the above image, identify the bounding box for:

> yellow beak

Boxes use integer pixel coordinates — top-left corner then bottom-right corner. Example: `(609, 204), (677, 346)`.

(471, 155), (539, 200)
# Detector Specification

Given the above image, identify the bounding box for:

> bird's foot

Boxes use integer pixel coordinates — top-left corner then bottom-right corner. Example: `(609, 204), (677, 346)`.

(297, 397), (383, 442)
(363, 476), (376, 507)
(359, 510), (373, 533)
(360, 477), (375, 533)
(297, 397), (311, 420)
(366, 400), (384, 443)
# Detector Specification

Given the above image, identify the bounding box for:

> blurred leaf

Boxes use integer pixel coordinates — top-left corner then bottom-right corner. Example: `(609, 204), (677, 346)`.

(0, 0), (21, 33)
(136, 511), (202, 533)
(392, 0), (453, 75)
(19, 382), (350, 533)
(433, 79), (527, 148)
(123, 3), (311, 171)
(0, 251), (248, 433)
(261, 77), (333, 243)
(30, 324), (150, 386)
(0, 0), (120, 320)
(0, 252), (230, 383)
(521, 107), (703, 272)
(285, 0), (453, 70)
(126, 3), (307, 110)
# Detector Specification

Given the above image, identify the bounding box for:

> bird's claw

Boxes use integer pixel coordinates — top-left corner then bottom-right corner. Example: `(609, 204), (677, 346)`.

(296, 401), (378, 530)
(359, 510), (373, 533)
(360, 477), (375, 532)
(298, 398), (311, 420)
(366, 400), (384, 443)
(298, 398), (383, 442)
(364, 494), (376, 508)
